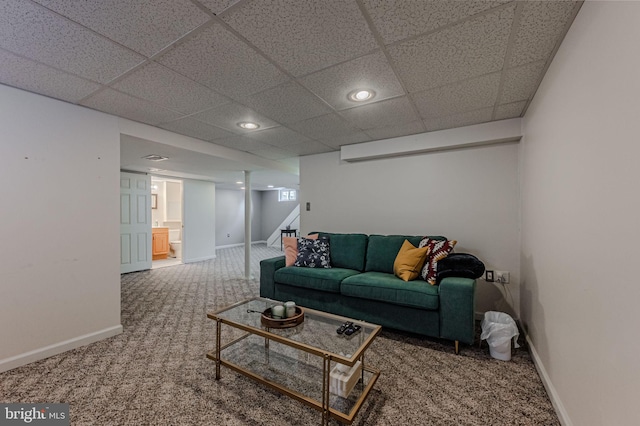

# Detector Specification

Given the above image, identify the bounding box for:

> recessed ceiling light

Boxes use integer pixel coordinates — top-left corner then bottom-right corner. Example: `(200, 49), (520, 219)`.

(267, 185), (274, 188)
(240, 187), (246, 190)
(236, 181), (243, 184)
(142, 154), (169, 161)
(348, 89), (375, 102)
(237, 122), (260, 130)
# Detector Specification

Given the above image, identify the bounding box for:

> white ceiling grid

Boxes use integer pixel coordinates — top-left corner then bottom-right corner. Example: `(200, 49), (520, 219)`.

(0, 0), (582, 180)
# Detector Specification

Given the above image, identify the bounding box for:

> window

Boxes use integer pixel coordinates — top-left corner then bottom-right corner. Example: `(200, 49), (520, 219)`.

(279, 189), (297, 202)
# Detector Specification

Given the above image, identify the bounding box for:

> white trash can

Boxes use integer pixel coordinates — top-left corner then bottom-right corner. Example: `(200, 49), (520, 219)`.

(488, 339), (512, 361)
(480, 311), (520, 361)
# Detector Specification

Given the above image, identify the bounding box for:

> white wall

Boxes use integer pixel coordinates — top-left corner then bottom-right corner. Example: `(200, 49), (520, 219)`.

(520, 2), (640, 425)
(300, 144), (520, 316)
(183, 179), (216, 263)
(0, 85), (122, 371)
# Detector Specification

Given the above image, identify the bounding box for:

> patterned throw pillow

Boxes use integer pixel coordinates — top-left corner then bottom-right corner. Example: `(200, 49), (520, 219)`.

(283, 234), (318, 266)
(419, 237), (457, 285)
(294, 237), (331, 268)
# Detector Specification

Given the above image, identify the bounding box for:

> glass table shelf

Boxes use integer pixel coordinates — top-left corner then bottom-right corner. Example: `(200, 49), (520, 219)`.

(207, 297), (382, 425)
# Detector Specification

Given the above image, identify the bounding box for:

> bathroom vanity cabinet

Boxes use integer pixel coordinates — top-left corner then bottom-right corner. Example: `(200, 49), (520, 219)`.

(152, 227), (169, 260)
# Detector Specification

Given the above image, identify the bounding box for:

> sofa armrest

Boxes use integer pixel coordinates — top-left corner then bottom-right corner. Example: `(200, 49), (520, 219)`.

(438, 277), (476, 345)
(260, 256), (286, 299)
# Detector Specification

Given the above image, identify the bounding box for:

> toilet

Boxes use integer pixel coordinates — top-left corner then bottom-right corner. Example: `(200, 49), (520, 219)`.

(169, 229), (182, 259)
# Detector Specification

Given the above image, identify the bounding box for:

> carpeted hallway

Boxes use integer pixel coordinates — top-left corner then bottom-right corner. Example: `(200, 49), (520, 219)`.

(0, 244), (559, 425)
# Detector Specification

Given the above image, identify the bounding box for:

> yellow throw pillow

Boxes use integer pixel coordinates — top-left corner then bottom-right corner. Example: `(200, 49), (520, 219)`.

(393, 240), (431, 282)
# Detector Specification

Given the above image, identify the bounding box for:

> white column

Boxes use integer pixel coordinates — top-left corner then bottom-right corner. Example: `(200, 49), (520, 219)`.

(244, 170), (252, 280)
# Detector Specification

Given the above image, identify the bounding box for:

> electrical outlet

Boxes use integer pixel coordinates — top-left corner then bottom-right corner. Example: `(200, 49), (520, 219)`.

(227, 233), (230, 238)
(495, 271), (510, 284)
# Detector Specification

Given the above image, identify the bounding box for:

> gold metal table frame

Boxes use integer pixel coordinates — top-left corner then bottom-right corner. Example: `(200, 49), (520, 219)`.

(207, 297), (381, 425)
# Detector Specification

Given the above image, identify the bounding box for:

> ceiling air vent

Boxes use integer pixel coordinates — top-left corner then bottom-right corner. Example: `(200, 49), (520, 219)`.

(142, 154), (169, 161)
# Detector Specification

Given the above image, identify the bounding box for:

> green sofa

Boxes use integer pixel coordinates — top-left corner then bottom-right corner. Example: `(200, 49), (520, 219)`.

(260, 233), (476, 353)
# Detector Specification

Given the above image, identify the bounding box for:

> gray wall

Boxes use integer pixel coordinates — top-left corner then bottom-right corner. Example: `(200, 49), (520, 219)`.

(183, 179), (216, 262)
(259, 190), (299, 240)
(520, 2), (640, 424)
(299, 146), (520, 317)
(215, 188), (299, 245)
(215, 189), (262, 246)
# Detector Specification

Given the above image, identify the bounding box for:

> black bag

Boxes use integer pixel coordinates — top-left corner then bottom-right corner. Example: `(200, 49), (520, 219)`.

(436, 253), (485, 284)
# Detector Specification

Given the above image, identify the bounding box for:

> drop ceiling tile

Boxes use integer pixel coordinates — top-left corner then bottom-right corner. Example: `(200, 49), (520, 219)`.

(32, 0), (210, 57)
(509, 1), (578, 68)
(318, 131), (372, 149)
(248, 147), (294, 161)
(0, 49), (101, 102)
(0, 0), (145, 83)
(191, 102), (279, 134)
(245, 126), (312, 148)
(500, 61), (546, 104)
(285, 141), (335, 156)
(242, 81), (331, 124)
(362, 0), (511, 45)
(198, 0), (243, 15)
(213, 135), (271, 152)
(112, 62), (229, 115)
(221, 0), (378, 77)
(494, 101), (527, 120)
(365, 120), (425, 141)
(81, 88), (182, 125)
(424, 107), (493, 132)
(340, 96), (419, 130)
(288, 113), (361, 141)
(412, 72), (501, 119)
(388, 3), (515, 93)
(157, 23), (288, 99)
(299, 52), (405, 111)
(159, 117), (234, 141)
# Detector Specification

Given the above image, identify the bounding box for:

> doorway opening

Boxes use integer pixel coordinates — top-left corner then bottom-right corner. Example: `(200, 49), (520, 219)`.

(151, 177), (183, 269)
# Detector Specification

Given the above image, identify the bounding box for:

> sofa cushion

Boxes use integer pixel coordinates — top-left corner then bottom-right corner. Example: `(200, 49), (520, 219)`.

(341, 272), (439, 310)
(294, 237), (331, 268)
(365, 235), (424, 274)
(317, 233), (368, 271)
(275, 266), (360, 293)
(393, 240), (430, 281)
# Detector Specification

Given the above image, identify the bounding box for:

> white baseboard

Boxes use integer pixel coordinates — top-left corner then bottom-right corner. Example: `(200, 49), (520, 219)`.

(475, 313), (570, 425)
(183, 254), (216, 263)
(524, 333), (573, 426)
(0, 325), (123, 373)
(216, 241), (268, 250)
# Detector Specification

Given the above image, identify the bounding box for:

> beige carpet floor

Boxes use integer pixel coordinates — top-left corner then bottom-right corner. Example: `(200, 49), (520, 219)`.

(0, 244), (559, 425)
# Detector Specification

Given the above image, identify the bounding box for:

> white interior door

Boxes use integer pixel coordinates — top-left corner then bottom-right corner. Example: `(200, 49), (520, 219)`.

(120, 172), (152, 273)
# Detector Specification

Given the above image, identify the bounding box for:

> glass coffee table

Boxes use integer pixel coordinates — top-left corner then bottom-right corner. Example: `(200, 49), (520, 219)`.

(207, 297), (381, 425)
